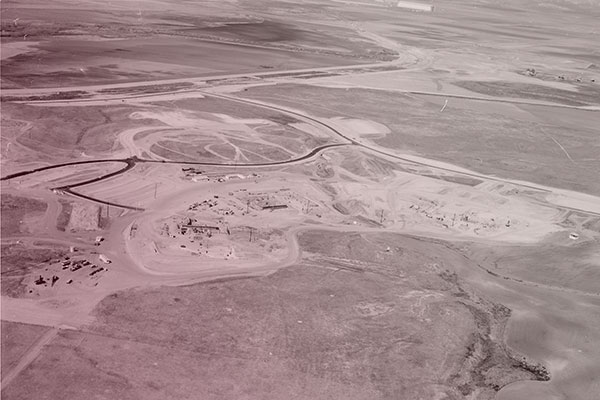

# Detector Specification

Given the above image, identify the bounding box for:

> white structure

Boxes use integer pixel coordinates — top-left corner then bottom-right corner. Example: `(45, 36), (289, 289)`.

(569, 233), (580, 240)
(99, 254), (112, 264)
(396, 1), (434, 12)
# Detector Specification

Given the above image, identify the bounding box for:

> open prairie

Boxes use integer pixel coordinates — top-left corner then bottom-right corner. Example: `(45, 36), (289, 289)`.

(1, 0), (599, 399)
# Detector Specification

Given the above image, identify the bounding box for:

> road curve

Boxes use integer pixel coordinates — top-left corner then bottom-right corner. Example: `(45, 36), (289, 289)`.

(4, 89), (600, 217)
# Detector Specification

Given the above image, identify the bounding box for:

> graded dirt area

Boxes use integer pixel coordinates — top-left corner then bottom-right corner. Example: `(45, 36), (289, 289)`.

(2, 0), (599, 399)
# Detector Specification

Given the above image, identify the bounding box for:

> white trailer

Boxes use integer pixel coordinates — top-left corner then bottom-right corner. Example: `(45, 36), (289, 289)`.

(396, 1), (434, 12)
(99, 254), (112, 264)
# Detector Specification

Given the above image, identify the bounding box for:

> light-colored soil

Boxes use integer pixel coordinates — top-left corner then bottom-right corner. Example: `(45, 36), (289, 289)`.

(66, 202), (99, 231)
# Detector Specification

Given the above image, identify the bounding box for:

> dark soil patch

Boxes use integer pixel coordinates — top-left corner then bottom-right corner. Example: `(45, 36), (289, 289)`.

(1, 244), (64, 297)
(1, 194), (47, 236)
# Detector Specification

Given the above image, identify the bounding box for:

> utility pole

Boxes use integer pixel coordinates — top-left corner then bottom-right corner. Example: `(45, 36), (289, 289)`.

(379, 209), (385, 224)
(154, 183), (158, 199)
(249, 227), (253, 242)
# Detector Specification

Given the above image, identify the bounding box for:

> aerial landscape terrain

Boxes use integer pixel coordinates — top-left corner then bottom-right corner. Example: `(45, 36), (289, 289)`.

(1, 0), (599, 399)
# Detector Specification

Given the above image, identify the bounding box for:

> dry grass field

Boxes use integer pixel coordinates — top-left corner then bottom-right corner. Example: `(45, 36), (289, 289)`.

(240, 84), (600, 196)
(1, 321), (51, 374)
(0, 0), (383, 89)
(3, 232), (543, 400)
(0, 194), (47, 236)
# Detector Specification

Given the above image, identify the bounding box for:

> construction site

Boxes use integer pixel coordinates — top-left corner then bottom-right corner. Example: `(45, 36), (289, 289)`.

(25, 252), (110, 297)
(123, 175), (331, 274)
(2, 0), (600, 399)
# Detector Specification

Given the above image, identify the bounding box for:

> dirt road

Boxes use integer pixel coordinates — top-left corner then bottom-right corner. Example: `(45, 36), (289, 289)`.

(0, 327), (58, 390)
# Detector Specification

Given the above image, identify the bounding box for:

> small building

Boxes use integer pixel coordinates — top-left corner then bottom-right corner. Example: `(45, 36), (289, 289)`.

(225, 174), (246, 180)
(262, 205), (288, 211)
(179, 224), (220, 235)
(396, 1), (434, 12)
(569, 232), (580, 240)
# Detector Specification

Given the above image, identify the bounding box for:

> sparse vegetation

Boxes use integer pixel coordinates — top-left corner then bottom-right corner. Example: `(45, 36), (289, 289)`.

(1, 194), (47, 236)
